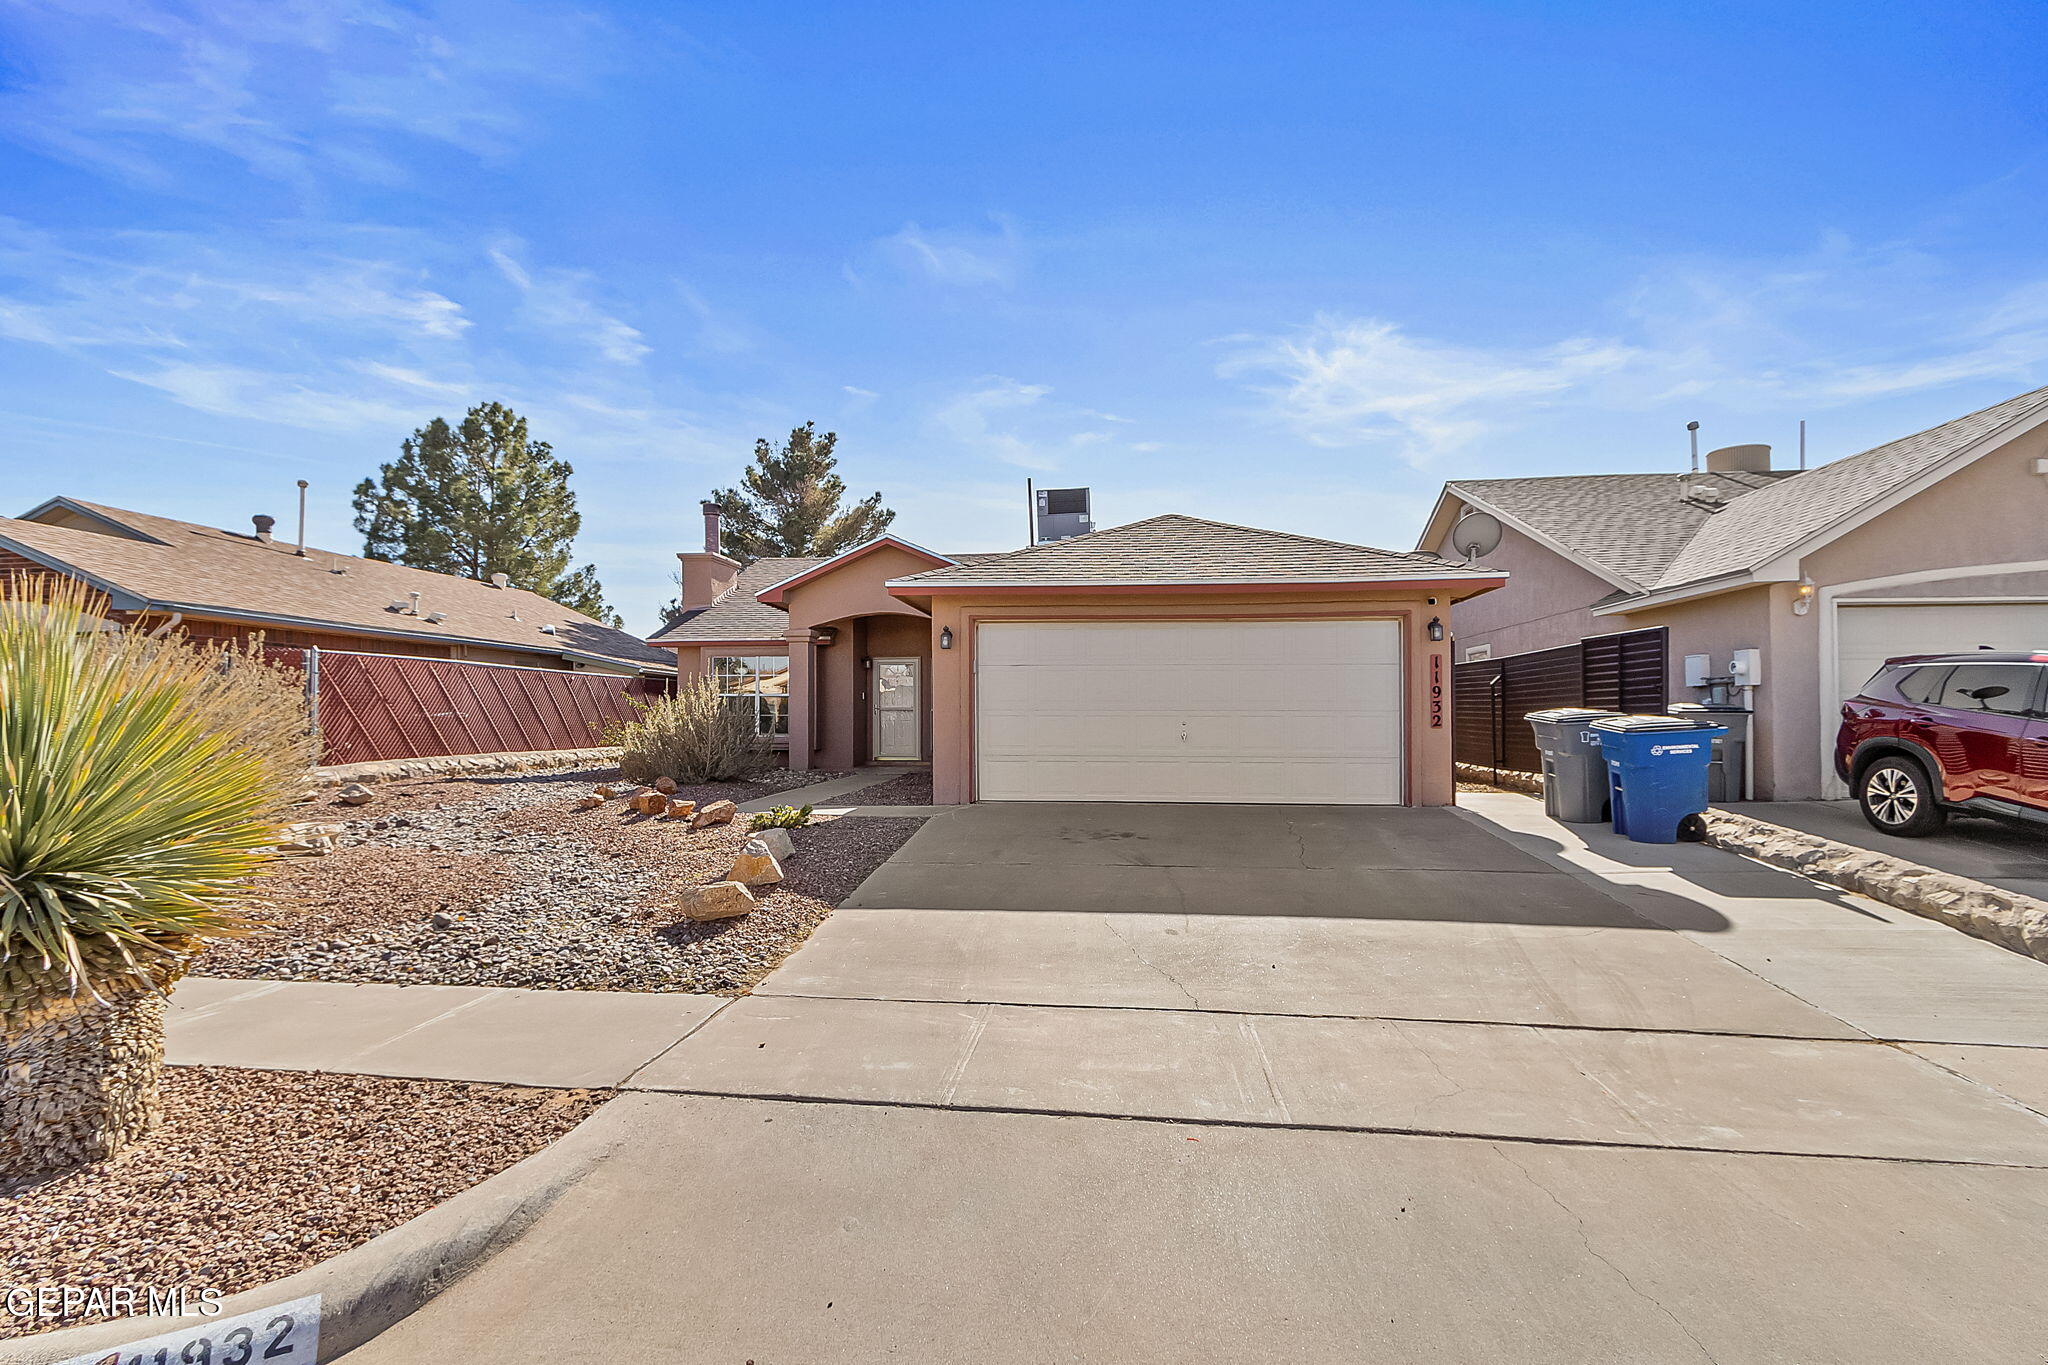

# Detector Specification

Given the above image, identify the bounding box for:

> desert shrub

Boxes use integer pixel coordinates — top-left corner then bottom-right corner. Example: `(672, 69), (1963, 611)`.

(608, 674), (770, 785)
(748, 804), (814, 831)
(0, 576), (311, 1177)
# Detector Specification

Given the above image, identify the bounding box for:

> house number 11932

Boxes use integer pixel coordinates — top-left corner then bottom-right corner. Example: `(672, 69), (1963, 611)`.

(1429, 654), (1444, 729)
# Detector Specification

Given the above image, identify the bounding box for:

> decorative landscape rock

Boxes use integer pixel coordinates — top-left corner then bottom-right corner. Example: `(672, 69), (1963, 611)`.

(752, 826), (796, 862)
(574, 795), (605, 811)
(726, 837), (785, 886)
(653, 777), (678, 794)
(274, 823), (343, 856)
(677, 880), (756, 921)
(690, 799), (738, 830)
(629, 791), (667, 815)
(335, 783), (376, 806)
(594, 785), (618, 799)
(664, 798), (697, 822)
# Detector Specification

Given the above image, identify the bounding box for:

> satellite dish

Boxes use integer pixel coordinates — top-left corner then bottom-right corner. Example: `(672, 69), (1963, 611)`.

(1450, 511), (1503, 561)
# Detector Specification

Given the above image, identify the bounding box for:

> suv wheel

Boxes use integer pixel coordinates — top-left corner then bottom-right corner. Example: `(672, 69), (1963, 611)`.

(1857, 755), (1947, 837)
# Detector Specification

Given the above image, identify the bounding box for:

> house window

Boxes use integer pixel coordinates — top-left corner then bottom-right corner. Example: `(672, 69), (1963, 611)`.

(711, 655), (790, 734)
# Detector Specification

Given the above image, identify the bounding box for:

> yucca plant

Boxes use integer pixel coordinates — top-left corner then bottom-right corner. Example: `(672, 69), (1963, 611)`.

(0, 576), (312, 1183)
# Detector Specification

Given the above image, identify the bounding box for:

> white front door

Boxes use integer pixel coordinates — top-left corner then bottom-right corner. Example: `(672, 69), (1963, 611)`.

(973, 619), (1405, 804)
(871, 657), (921, 760)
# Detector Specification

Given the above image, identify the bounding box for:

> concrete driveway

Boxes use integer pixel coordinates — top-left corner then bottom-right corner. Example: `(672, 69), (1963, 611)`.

(357, 798), (2048, 1364)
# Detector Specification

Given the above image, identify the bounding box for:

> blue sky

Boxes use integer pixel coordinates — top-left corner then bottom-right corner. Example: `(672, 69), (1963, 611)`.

(2, 0), (2044, 627)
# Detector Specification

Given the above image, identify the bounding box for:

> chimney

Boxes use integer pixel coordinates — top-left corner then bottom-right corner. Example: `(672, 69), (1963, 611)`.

(677, 497), (741, 611)
(252, 514), (276, 542)
(1705, 443), (1773, 474)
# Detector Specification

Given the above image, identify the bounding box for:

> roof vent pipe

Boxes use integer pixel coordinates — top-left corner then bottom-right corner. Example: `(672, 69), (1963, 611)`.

(1686, 421), (1700, 473)
(295, 479), (309, 556)
(490, 571), (511, 589)
(407, 591), (422, 616)
(701, 500), (723, 556)
(251, 514), (275, 543)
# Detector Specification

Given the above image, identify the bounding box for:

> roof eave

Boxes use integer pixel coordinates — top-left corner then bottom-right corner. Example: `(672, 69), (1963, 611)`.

(886, 574), (1509, 597)
(1589, 570), (1765, 616)
(754, 536), (956, 606)
(15, 497), (169, 545)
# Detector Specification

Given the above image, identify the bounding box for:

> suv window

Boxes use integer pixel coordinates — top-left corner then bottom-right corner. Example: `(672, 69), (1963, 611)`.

(1932, 663), (2044, 717)
(1894, 666), (1950, 704)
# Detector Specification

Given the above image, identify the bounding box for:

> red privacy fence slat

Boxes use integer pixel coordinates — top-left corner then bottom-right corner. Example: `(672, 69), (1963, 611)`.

(262, 647), (665, 765)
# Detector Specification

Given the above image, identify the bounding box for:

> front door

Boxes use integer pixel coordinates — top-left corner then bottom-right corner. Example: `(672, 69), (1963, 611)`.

(871, 658), (921, 760)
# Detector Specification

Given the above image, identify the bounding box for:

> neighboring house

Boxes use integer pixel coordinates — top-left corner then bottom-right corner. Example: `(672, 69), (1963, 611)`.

(1416, 384), (2048, 800)
(0, 496), (675, 679)
(652, 501), (1504, 806)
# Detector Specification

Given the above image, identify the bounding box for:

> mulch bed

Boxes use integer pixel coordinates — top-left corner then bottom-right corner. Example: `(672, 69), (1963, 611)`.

(198, 767), (920, 994)
(849, 768), (935, 805)
(0, 1067), (600, 1339)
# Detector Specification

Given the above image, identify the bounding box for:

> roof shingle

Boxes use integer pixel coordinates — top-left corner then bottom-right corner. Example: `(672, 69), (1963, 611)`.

(893, 514), (1498, 587)
(1, 498), (673, 671)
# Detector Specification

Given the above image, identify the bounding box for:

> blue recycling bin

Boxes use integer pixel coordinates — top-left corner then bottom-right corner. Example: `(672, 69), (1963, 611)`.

(1589, 715), (1729, 844)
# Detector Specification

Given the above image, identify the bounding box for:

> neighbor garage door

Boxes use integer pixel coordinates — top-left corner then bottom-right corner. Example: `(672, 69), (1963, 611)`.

(1837, 602), (2048, 703)
(975, 619), (1404, 804)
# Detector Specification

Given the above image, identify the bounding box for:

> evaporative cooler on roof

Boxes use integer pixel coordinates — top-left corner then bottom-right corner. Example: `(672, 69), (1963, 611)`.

(1034, 487), (1093, 543)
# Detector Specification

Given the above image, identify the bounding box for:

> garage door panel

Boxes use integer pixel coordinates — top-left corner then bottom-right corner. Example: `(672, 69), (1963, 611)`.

(1838, 604), (2048, 701)
(976, 620), (1404, 805)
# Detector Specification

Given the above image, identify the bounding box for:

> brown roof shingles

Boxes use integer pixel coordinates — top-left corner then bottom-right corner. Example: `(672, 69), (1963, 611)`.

(0, 499), (674, 671)
(891, 515), (1498, 587)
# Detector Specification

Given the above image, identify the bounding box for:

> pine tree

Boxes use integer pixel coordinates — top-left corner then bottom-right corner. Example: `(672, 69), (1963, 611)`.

(710, 422), (895, 564)
(352, 403), (618, 625)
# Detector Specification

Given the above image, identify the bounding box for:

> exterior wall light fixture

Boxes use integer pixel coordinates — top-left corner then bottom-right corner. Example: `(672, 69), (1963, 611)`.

(1793, 576), (1816, 616)
(1427, 617), (1444, 642)
(939, 627), (954, 649)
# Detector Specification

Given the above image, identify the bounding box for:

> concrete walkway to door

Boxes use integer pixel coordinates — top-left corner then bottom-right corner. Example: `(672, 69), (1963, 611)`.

(334, 795), (2048, 1364)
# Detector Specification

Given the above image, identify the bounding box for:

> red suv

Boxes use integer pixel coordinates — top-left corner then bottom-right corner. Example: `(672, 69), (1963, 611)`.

(1836, 653), (2048, 836)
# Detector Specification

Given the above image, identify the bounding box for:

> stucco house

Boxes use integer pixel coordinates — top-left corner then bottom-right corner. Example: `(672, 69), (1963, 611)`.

(1416, 384), (2048, 800)
(0, 495), (675, 678)
(652, 502), (1504, 805)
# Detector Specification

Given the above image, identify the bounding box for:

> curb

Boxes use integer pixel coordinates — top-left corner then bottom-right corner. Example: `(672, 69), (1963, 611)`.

(0, 1095), (642, 1364)
(306, 746), (621, 788)
(1701, 808), (2048, 964)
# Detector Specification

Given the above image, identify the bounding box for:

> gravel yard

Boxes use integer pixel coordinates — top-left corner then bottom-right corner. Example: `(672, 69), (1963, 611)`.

(849, 767), (934, 805)
(1, 1067), (600, 1339)
(201, 766), (921, 994)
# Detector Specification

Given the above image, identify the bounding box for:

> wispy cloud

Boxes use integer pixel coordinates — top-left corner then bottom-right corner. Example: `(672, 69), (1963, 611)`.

(1221, 316), (1635, 463)
(0, 0), (613, 198)
(928, 376), (1139, 472)
(489, 240), (649, 365)
(1226, 237), (2048, 464)
(864, 215), (1027, 289)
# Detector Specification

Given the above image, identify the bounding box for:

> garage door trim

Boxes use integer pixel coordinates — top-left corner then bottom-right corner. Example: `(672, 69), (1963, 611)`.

(971, 615), (1410, 805)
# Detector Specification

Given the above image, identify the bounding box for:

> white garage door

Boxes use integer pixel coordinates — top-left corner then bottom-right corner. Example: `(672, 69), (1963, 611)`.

(1837, 602), (2048, 704)
(975, 619), (1404, 804)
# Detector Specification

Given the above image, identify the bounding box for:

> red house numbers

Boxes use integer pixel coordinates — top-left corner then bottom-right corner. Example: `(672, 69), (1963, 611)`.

(1429, 653), (1444, 729)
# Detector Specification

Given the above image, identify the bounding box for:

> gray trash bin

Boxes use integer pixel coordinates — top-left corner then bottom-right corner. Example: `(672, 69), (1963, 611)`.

(1526, 707), (1621, 823)
(1669, 703), (1750, 803)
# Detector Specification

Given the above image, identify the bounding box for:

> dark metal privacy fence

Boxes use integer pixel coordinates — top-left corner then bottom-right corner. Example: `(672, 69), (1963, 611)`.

(263, 647), (666, 765)
(1452, 627), (1668, 779)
